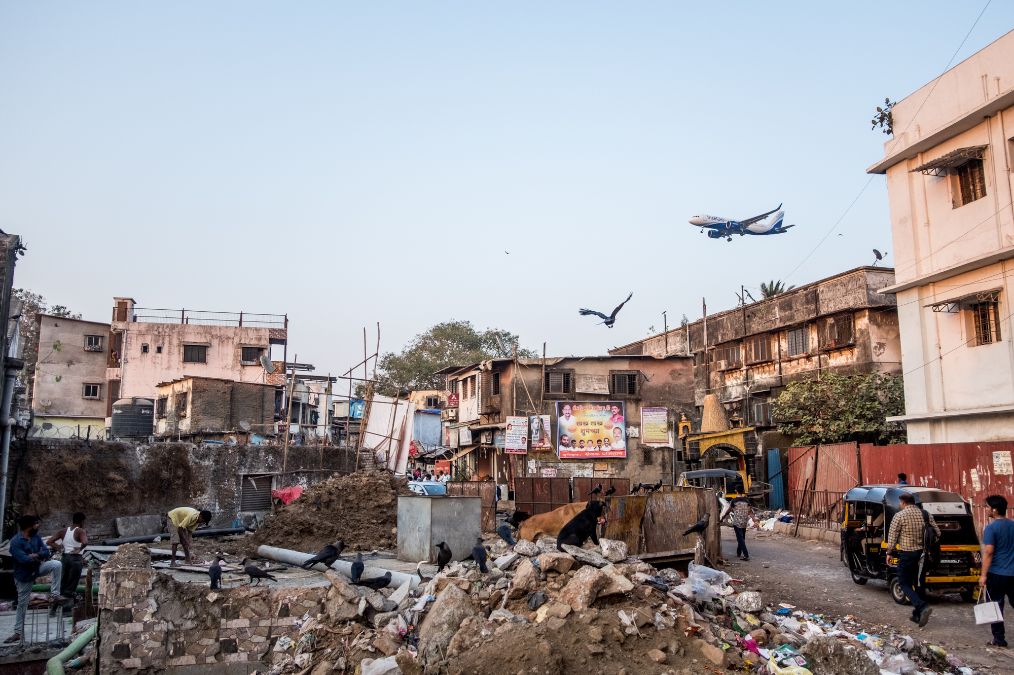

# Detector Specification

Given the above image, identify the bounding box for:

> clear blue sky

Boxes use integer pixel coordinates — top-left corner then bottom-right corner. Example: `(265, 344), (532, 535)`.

(3, 2), (1013, 375)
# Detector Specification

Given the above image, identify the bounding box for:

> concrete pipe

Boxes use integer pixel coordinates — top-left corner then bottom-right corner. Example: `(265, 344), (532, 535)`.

(256, 545), (421, 590)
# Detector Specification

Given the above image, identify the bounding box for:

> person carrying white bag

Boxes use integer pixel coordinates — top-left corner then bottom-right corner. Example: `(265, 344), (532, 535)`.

(979, 495), (1014, 647)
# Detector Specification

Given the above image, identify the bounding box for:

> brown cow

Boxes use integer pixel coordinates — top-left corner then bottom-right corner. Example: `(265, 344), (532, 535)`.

(518, 503), (586, 542)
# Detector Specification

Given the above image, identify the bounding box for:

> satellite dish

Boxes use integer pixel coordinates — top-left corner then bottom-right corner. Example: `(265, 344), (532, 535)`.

(239, 420), (252, 432)
(260, 355), (276, 374)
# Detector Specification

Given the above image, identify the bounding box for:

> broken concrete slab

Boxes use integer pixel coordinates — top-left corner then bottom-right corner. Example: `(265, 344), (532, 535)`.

(388, 579), (411, 606)
(557, 566), (609, 610)
(494, 552), (519, 570)
(535, 551), (575, 574)
(559, 544), (609, 568)
(418, 584), (478, 663)
(598, 538), (628, 562)
(513, 540), (539, 556)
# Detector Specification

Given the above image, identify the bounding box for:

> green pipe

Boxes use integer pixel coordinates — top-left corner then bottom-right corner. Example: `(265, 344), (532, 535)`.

(31, 584), (98, 595)
(46, 623), (97, 675)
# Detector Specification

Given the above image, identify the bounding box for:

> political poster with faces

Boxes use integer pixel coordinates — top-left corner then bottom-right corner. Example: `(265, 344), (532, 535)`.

(556, 401), (627, 459)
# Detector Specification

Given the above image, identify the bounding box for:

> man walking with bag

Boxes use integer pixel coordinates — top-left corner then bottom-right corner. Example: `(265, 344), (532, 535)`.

(980, 495), (1014, 647)
(887, 492), (939, 627)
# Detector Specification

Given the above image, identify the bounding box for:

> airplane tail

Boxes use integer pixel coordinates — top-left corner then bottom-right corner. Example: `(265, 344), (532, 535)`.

(768, 210), (785, 230)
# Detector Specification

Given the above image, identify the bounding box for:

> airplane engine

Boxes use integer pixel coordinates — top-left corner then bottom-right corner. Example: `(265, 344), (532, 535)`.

(707, 230), (723, 239)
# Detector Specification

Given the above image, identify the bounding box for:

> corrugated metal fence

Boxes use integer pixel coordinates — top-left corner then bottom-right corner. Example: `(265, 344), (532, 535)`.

(786, 441), (1014, 533)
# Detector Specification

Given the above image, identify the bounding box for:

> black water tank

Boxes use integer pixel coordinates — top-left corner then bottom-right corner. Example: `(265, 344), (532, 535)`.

(110, 397), (154, 440)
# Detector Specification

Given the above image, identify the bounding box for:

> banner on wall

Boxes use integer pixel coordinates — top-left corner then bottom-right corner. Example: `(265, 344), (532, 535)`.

(505, 416), (528, 454)
(556, 401), (627, 459)
(529, 415), (553, 450)
(640, 407), (669, 446)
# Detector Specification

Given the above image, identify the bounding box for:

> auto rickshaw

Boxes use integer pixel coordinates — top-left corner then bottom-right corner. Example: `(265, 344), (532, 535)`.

(677, 469), (749, 499)
(841, 485), (981, 603)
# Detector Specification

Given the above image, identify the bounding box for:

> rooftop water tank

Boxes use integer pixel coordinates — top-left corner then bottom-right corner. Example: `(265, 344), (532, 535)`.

(110, 397), (154, 440)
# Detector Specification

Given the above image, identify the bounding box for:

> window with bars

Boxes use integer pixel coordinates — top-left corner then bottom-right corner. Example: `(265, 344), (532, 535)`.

(82, 383), (101, 399)
(970, 298), (1001, 346)
(84, 335), (103, 352)
(491, 372), (501, 395)
(175, 392), (189, 417)
(609, 371), (639, 396)
(544, 370), (574, 394)
(953, 159), (986, 207)
(745, 335), (771, 364)
(787, 326), (809, 356)
(183, 344), (208, 363)
(714, 343), (741, 370)
(156, 397), (168, 418)
(820, 314), (855, 349)
(241, 346), (265, 364)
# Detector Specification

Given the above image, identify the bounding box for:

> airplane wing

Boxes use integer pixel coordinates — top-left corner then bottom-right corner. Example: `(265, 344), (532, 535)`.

(739, 203), (783, 227)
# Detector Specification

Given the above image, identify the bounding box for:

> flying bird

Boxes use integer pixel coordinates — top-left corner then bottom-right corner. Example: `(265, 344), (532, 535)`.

(472, 538), (489, 573)
(355, 571), (392, 590)
(872, 249), (888, 266)
(350, 552), (364, 583)
(604, 485), (616, 497)
(209, 557), (223, 590)
(436, 541), (452, 572)
(240, 558), (277, 586)
(301, 540), (345, 569)
(578, 292), (633, 328)
(681, 512), (711, 537)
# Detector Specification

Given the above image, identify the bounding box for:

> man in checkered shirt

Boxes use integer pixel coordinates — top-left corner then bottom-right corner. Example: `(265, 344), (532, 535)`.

(887, 492), (940, 627)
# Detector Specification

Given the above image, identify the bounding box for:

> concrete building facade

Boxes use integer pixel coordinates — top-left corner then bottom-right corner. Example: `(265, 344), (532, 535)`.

(440, 354), (695, 487)
(107, 297), (287, 417)
(610, 267), (902, 455)
(869, 29), (1014, 442)
(154, 376), (276, 441)
(31, 314), (111, 438)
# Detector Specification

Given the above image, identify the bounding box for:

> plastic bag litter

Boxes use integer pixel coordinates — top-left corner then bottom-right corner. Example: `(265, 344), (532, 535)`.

(688, 562), (732, 587)
(767, 644), (812, 675)
(880, 653), (919, 674)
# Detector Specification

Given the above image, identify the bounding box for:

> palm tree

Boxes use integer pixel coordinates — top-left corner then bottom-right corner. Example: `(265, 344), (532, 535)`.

(760, 280), (794, 299)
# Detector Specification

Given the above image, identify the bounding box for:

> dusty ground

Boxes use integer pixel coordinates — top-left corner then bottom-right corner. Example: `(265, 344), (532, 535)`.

(247, 471), (411, 553)
(722, 527), (1014, 673)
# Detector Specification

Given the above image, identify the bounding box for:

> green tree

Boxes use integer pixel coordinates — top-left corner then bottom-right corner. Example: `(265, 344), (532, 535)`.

(759, 280), (794, 299)
(372, 321), (536, 395)
(772, 371), (906, 445)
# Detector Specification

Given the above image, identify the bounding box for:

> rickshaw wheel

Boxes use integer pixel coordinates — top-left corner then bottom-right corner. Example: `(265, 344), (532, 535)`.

(850, 570), (868, 585)
(889, 577), (910, 605)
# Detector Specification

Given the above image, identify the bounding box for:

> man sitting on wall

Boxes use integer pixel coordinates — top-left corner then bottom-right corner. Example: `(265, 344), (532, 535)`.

(5, 515), (64, 644)
(167, 507), (212, 567)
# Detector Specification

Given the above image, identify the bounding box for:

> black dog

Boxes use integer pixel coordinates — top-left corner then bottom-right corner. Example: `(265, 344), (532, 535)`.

(556, 500), (606, 551)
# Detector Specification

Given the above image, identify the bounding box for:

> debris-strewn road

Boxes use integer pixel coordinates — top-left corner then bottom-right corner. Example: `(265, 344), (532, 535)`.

(722, 528), (1014, 673)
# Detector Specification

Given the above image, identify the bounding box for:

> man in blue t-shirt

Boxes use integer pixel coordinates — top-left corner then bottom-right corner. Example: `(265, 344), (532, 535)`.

(981, 494), (1014, 647)
(5, 515), (64, 644)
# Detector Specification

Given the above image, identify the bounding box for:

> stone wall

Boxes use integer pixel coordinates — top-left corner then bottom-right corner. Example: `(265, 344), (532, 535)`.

(99, 551), (321, 672)
(8, 439), (357, 538)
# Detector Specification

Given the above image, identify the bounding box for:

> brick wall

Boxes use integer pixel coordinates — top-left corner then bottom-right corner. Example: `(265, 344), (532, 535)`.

(99, 553), (321, 672)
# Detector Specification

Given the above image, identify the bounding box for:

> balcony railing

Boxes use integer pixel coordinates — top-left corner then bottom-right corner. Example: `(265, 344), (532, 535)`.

(118, 307), (287, 329)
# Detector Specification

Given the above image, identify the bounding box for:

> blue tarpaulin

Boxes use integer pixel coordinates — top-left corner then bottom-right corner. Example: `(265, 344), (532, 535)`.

(767, 448), (785, 509)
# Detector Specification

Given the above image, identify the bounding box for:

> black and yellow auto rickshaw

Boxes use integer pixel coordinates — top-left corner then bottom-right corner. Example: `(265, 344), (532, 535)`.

(677, 469), (749, 499)
(841, 485), (981, 603)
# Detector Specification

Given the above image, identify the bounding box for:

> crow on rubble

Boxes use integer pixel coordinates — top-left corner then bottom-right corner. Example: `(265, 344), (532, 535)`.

(350, 552), (364, 583)
(241, 559), (277, 586)
(300, 540), (345, 569)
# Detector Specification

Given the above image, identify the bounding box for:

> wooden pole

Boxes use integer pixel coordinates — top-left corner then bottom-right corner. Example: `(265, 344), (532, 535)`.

(281, 355), (298, 473)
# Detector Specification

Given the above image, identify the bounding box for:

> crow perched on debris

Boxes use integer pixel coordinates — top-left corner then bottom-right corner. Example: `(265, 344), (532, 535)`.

(604, 485), (616, 497)
(436, 542), (452, 572)
(301, 540), (345, 569)
(240, 559), (277, 586)
(682, 512), (711, 537)
(635, 480), (664, 494)
(472, 538), (488, 574)
(209, 557), (223, 590)
(496, 523), (517, 546)
(350, 552), (364, 583)
(355, 571), (392, 590)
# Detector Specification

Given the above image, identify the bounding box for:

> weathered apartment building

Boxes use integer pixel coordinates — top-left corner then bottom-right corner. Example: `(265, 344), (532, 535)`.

(610, 266), (902, 456)
(32, 314), (111, 438)
(869, 29), (1014, 443)
(439, 354), (695, 486)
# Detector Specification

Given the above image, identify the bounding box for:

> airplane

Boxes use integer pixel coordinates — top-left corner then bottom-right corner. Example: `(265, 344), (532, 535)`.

(689, 203), (795, 241)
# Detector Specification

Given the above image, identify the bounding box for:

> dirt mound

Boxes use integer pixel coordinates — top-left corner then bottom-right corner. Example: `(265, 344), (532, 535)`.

(248, 471), (410, 553)
(105, 543), (152, 569)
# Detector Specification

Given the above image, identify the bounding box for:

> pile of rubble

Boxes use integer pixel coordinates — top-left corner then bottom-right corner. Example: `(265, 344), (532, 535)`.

(248, 471), (410, 553)
(262, 535), (977, 675)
